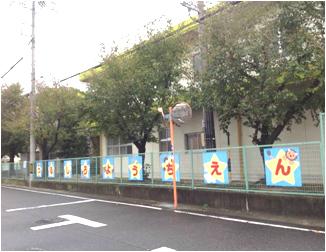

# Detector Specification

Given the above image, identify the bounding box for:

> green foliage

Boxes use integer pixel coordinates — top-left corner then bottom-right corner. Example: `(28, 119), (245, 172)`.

(34, 85), (89, 159)
(201, 1), (324, 146)
(86, 25), (187, 154)
(1, 83), (29, 161)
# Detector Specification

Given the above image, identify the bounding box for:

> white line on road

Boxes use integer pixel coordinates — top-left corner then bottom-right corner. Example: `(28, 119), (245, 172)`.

(31, 220), (75, 231)
(2, 186), (91, 200)
(5, 185), (322, 234)
(174, 210), (325, 234)
(6, 199), (95, 212)
(2, 186), (162, 211)
(30, 214), (107, 231)
(96, 199), (162, 210)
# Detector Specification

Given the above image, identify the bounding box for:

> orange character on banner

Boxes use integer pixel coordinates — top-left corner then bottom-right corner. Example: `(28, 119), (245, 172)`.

(80, 160), (90, 179)
(102, 158), (114, 179)
(64, 160), (72, 179)
(36, 162), (42, 177)
(128, 156), (143, 181)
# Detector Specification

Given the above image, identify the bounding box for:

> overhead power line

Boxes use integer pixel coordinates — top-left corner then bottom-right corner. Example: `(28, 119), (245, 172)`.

(1, 38), (33, 80)
(1, 57), (24, 79)
(59, 64), (102, 83)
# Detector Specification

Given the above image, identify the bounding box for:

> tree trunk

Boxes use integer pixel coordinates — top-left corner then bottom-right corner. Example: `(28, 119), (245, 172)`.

(257, 126), (273, 182)
(134, 140), (148, 180)
(258, 121), (289, 171)
(9, 151), (16, 176)
(9, 152), (15, 163)
(41, 140), (49, 160)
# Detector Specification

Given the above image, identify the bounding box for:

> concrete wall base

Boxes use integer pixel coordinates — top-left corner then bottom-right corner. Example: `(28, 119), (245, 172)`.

(2, 179), (324, 219)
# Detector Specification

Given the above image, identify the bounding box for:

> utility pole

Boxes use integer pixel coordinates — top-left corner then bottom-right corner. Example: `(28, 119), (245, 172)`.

(197, 1), (216, 149)
(30, 0), (36, 166)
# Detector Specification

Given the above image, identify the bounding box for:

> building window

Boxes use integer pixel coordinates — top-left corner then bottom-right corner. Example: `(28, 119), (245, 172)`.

(185, 132), (204, 150)
(159, 128), (171, 152)
(107, 137), (132, 155)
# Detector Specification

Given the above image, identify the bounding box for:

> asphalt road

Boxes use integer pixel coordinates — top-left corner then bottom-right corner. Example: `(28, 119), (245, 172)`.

(1, 186), (325, 251)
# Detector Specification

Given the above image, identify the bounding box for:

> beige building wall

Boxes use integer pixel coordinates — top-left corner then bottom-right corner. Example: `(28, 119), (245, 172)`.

(214, 111), (322, 183)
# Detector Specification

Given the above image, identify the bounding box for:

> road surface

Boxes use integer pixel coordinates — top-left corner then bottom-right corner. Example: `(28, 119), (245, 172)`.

(1, 186), (324, 251)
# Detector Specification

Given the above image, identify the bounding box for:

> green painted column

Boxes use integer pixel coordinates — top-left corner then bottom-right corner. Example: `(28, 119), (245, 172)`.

(242, 146), (249, 191)
(319, 113), (325, 193)
(76, 159), (78, 184)
(95, 158), (98, 184)
(120, 156), (123, 184)
(151, 152), (154, 186)
(191, 150), (194, 189)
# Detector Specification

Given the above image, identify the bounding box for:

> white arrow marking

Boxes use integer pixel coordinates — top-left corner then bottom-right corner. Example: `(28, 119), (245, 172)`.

(30, 215), (107, 231)
(151, 247), (176, 251)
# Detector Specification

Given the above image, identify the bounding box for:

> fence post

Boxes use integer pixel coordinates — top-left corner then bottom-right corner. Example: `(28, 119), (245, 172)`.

(23, 161), (26, 181)
(242, 146), (249, 192)
(76, 159), (78, 185)
(151, 152), (154, 186)
(120, 155), (123, 184)
(319, 113), (325, 193)
(59, 160), (61, 183)
(45, 160), (47, 182)
(95, 157), (98, 184)
(191, 150), (194, 189)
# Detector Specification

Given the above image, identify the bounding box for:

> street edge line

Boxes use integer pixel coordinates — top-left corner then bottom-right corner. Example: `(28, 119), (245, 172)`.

(174, 210), (325, 234)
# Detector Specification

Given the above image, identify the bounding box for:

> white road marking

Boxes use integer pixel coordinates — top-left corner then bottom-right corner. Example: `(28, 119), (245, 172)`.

(4, 186), (323, 234)
(6, 199), (95, 212)
(151, 247), (176, 251)
(174, 210), (325, 234)
(2, 186), (90, 200)
(30, 214), (107, 231)
(2, 186), (162, 211)
(31, 220), (75, 231)
(96, 199), (162, 210)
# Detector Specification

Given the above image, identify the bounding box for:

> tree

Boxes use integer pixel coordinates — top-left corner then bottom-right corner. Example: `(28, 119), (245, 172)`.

(34, 85), (89, 159)
(86, 25), (187, 157)
(201, 1), (324, 159)
(1, 83), (29, 162)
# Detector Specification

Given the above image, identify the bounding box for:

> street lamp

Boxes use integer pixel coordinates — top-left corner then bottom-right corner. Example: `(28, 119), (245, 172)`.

(158, 102), (192, 209)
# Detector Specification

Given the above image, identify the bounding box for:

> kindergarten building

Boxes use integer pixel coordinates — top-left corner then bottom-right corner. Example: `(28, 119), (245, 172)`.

(79, 2), (323, 187)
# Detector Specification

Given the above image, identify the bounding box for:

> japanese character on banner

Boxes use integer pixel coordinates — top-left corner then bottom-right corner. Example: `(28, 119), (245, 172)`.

(264, 147), (302, 187)
(160, 153), (180, 182)
(128, 156), (143, 181)
(35, 161), (43, 178)
(47, 161), (55, 178)
(102, 157), (115, 179)
(64, 160), (72, 179)
(203, 151), (229, 184)
(80, 159), (91, 179)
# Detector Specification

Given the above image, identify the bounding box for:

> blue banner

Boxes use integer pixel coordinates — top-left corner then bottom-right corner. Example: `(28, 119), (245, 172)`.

(47, 161), (55, 178)
(264, 147), (302, 187)
(80, 159), (90, 179)
(102, 157), (115, 179)
(63, 160), (72, 179)
(160, 153), (180, 182)
(35, 161), (43, 178)
(128, 156), (143, 181)
(203, 151), (229, 184)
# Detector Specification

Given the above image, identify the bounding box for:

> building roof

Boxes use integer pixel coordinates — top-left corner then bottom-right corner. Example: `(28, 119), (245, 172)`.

(79, 1), (235, 83)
